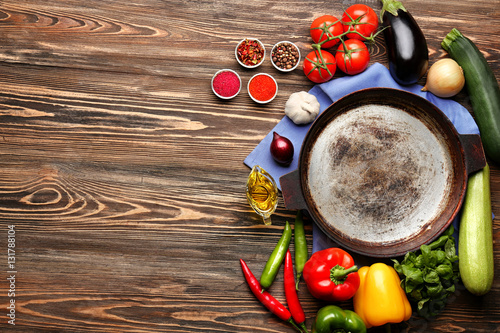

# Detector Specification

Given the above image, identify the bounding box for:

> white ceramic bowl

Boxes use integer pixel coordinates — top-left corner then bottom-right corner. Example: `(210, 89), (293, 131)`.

(270, 41), (301, 72)
(211, 69), (241, 100)
(235, 38), (265, 69)
(247, 73), (278, 104)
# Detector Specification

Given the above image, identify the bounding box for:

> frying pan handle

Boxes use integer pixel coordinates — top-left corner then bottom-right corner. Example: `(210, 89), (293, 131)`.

(279, 169), (308, 210)
(460, 134), (486, 174)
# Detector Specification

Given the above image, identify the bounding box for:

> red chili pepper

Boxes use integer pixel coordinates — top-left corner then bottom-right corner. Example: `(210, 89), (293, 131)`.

(237, 39), (264, 66)
(284, 250), (309, 333)
(239, 259), (301, 332)
(302, 247), (360, 302)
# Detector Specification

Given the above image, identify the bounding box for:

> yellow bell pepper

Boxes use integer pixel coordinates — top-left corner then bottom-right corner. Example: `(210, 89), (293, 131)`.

(353, 263), (412, 328)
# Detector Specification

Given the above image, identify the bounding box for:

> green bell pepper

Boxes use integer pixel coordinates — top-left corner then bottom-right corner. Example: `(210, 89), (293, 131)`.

(312, 305), (366, 333)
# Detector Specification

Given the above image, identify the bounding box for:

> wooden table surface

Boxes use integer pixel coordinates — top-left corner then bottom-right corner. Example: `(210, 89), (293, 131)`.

(0, 0), (498, 332)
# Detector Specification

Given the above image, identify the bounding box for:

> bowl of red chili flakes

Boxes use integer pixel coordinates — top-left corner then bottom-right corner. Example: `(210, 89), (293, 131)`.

(235, 38), (265, 68)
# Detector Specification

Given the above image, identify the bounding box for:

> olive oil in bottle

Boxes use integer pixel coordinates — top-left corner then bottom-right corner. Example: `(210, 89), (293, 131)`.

(246, 165), (278, 225)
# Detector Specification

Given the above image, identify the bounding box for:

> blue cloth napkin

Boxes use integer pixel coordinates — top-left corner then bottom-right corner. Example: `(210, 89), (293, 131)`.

(244, 62), (480, 254)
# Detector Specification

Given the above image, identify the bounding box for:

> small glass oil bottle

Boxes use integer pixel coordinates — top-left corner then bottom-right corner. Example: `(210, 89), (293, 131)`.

(246, 165), (278, 225)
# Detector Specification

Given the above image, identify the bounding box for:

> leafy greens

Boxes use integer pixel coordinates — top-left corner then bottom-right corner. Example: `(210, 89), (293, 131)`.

(392, 226), (460, 318)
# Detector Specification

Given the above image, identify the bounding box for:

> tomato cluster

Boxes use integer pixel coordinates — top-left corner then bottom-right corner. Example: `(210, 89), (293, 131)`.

(303, 4), (378, 83)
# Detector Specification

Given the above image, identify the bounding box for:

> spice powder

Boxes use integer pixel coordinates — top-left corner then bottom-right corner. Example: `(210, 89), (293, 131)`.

(249, 75), (276, 102)
(213, 71), (240, 98)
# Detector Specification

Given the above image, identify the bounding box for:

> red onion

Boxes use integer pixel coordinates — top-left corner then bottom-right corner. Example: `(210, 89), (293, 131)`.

(270, 131), (294, 166)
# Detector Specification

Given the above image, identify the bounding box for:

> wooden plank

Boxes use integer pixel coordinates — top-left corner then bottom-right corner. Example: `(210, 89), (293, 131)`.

(0, 0), (499, 331)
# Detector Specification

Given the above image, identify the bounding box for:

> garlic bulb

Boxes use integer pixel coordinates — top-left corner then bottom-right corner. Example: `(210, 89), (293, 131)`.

(284, 91), (320, 125)
(422, 58), (465, 98)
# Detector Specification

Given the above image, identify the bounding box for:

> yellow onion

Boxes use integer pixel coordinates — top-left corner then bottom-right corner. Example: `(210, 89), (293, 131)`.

(422, 58), (465, 98)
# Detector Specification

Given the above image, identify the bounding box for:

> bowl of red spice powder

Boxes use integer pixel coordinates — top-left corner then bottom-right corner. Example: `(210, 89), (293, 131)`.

(211, 69), (241, 100)
(247, 73), (278, 104)
(235, 38), (265, 68)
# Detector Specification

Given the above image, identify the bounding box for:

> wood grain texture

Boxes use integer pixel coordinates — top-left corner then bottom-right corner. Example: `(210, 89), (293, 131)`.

(0, 0), (499, 332)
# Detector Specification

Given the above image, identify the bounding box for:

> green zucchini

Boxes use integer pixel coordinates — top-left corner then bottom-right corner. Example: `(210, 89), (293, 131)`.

(442, 29), (500, 164)
(458, 164), (494, 296)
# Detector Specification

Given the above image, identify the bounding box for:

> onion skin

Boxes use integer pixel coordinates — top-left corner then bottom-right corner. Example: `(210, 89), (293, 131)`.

(422, 58), (465, 98)
(270, 132), (294, 166)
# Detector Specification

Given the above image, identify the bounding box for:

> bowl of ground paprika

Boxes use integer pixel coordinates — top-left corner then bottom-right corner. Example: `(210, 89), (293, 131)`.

(211, 69), (241, 99)
(247, 73), (278, 104)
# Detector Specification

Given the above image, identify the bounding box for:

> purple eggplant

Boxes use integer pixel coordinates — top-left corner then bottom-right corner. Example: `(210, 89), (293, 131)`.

(380, 0), (429, 85)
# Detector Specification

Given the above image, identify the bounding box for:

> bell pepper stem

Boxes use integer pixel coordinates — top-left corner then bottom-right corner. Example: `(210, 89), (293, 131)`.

(385, 323), (392, 333)
(330, 264), (359, 284)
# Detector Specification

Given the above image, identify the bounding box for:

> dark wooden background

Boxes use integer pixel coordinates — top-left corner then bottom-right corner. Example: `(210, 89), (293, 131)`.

(0, 0), (498, 332)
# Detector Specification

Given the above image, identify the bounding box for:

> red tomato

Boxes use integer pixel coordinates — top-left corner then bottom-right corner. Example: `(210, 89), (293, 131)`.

(310, 15), (343, 48)
(342, 4), (379, 40)
(303, 49), (337, 83)
(335, 39), (370, 75)
(303, 50), (337, 83)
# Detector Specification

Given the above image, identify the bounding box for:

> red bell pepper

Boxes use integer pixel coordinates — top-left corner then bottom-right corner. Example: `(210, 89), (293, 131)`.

(302, 247), (360, 302)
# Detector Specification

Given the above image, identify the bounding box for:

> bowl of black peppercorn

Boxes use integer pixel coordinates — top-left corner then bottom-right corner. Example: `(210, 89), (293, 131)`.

(271, 41), (301, 72)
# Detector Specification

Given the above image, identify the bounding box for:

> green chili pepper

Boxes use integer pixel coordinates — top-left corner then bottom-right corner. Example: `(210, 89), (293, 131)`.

(260, 221), (292, 291)
(312, 305), (366, 333)
(294, 211), (308, 290)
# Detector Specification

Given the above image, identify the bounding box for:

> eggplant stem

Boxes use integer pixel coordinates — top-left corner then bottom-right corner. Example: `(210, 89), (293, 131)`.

(380, 0), (407, 22)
